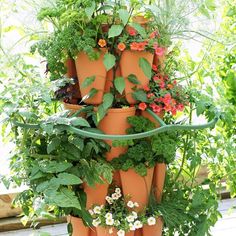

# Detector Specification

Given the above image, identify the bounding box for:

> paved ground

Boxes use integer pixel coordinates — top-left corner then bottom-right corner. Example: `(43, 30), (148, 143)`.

(0, 199), (235, 236)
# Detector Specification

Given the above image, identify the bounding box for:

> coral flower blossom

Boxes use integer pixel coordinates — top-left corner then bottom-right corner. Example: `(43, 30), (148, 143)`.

(137, 42), (146, 51)
(162, 93), (172, 105)
(143, 85), (150, 92)
(147, 93), (155, 98)
(117, 42), (126, 51)
(149, 31), (157, 39)
(127, 26), (137, 36)
(152, 64), (158, 72)
(138, 102), (147, 111)
(130, 42), (139, 50)
(155, 47), (165, 56)
(167, 84), (174, 89)
(98, 39), (107, 47)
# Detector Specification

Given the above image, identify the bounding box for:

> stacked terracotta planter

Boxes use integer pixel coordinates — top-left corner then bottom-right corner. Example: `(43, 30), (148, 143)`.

(63, 47), (167, 236)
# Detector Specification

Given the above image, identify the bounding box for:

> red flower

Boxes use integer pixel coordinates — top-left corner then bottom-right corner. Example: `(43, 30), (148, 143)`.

(149, 31), (157, 39)
(150, 103), (162, 114)
(164, 104), (172, 112)
(173, 80), (177, 85)
(155, 47), (165, 57)
(159, 81), (166, 89)
(162, 93), (172, 105)
(153, 76), (159, 81)
(138, 102), (147, 111)
(171, 107), (177, 116)
(177, 104), (185, 111)
(143, 85), (150, 92)
(127, 26), (137, 36)
(137, 42), (146, 51)
(147, 93), (155, 98)
(152, 64), (158, 72)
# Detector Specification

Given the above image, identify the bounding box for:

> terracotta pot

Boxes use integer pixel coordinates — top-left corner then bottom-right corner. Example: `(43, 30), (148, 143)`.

(134, 229), (142, 236)
(104, 66), (121, 93)
(75, 50), (107, 105)
(120, 167), (154, 211)
(142, 217), (163, 236)
(90, 228), (97, 236)
(153, 163), (166, 203)
(63, 102), (86, 118)
(120, 50), (154, 104)
(98, 107), (136, 186)
(96, 227), (134, 236)
(84, 182), (109, 209)
(67, 215), (90, 236)
(141, 111), (164, 128)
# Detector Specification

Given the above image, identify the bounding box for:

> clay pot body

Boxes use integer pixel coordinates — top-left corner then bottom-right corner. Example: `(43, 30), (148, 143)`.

(142, 217), (163, 236)
(141, 111), (164, 128)
(98, 107), (136, 186)
(134, 229), (142, 236)
(84, 182), (109, 209)
(120, 50), (154, 104)
(63, 102), (86, 118)
(120, 167), (154, 211)
(96, 227), (134, 236)
(67, 215), (89, 236)
(153, 163), (166, 203)
(75, 51), (107, 105)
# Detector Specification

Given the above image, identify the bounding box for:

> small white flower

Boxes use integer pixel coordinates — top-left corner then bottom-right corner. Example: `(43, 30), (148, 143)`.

(127, 200), (134, 208)
(134, 220), (143, 229)
(89, 209), (94, 216)
(112, 193), (119, 200)
(105, 213), (113, 219)
(129, 223), (136, 231)
(134, 202), (139, 207)
(109, 228), (113, 234)
(132, 211), (138, 219)
(92, 218), (101, 227)
(116, 193), (122, 198)
(105, 196), (114, 205)
(115, 188), (121, 194)
(106, 218), (115, 226)
(93, 206), (102, 214)
(117, 229), (125, 236)
(126, 215), (135, 223)
(147, 217), (156, 226)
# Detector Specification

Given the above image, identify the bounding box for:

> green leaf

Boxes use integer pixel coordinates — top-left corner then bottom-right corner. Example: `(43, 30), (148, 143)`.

(119, 9), (129, 25)
(81, 76), (95, 88)
(130, 23), (147, 38)
(47, 137), (61, 154)
(128, 74), (140, 84)
(70, 117), (90, 127)
(103, 93), (114, 110)
(39, 161), (73, 173)
(68, 137), (84, 151)
(57, 173), (83, 185)
(47, 188), (81, 209)
(81, 88), (98, 102)
(108, 25), (124, 38)
(132, 90), (148, 102)
(103, 53), (116, 71)
(114, 77), (125, 94)
(85, 1), (96, 19)
(205, 0), (216, 11)
(139, 57), (152, 79)
(97, 105), (106, 123)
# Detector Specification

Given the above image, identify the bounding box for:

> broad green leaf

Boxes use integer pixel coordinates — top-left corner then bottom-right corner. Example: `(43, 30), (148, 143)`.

(102, 93), (114, 110)
(108, 25), (124, 38)
(85, 1), (96, 19)
(81, 76), (95, 88)
(47, 137), (61, 154)
(128, 74), (140, 84)
(97, 105), (106, 122)
(68, 136), (84, 150)
(130, 23), (147, 38)
(119, 9), (129, 25)
(39, 161), (73, 173)
(57, 173), (83, 185)
(103, 53), (116, 71)
(205, 0), (216, 11)
(70, 117), (90, 127)
(40, 123), (54, 134)
(81, 88), (98, 102)
(132, 90), (148, 102)
(114, 77), (125, 94)
(139, 57), (152, 79)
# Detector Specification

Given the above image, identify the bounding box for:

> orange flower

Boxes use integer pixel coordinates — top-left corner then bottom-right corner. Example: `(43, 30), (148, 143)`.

(118, 42), (126, 51)
(127, 26), (137, 36)
(149, 31), (157, 39)
(130, 42), (138, 51)
(167, 84), (174, 89)
(98, 39), (107, 48)
(137, 42), (146, 51)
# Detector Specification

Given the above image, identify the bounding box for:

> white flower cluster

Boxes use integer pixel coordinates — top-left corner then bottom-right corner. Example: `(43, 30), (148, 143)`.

(105, 188), (122, 204)
(127, 200), (139, 208)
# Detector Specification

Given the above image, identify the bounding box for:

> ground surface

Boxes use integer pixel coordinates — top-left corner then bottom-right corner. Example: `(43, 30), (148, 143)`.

(0, 199), (235, 236)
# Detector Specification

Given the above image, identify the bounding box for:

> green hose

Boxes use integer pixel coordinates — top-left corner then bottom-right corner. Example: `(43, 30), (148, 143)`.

(13, 109), (219, 141)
